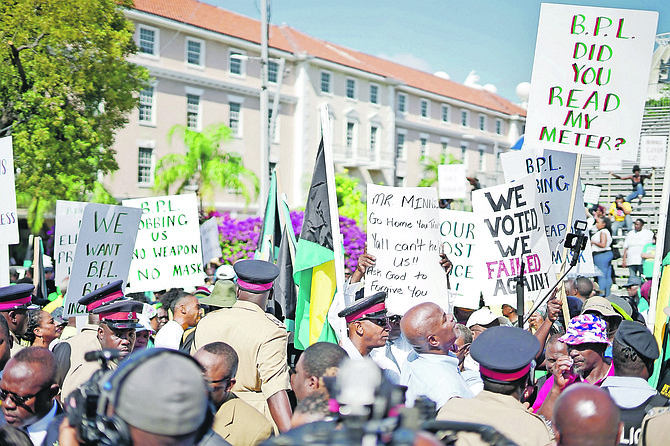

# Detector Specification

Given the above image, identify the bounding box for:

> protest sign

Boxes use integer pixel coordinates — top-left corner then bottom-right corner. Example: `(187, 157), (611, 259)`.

(583, 184), (602, 205)
(123, 194), (204, 292)
(472, 175), (555, 305)
(600, 156), (622, 172)
(54, 200), (88, 285)
(640, 135), (667, 168)
(365, 184), (448, 315)
(439, 209), (479, 307)
(525, 4), (658, 160)
(0, 136), (18, 245)
(64, 203), (142, 317)
(501, 149), (595, 275)
(438, 164), (467, 199)
(200, 217), (223, 267)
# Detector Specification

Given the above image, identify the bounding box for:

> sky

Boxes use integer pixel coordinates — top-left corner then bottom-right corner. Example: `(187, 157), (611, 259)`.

(203, 0), (670, 102)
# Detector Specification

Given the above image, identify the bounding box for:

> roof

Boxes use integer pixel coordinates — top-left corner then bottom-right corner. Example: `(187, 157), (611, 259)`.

(132, 0), (526, 117)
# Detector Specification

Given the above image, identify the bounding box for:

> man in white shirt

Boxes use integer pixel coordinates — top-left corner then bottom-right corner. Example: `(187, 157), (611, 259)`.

(1, 347), (61, 445)
(622, 219), (654, 279)
(154, 291), (201, 350)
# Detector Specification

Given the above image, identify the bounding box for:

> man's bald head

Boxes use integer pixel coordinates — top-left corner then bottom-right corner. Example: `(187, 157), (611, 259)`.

(553, 384), (621, 446)
(400, 302), (456, 354)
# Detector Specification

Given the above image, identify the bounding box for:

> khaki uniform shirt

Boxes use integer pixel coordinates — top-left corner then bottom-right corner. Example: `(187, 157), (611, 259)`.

(437, 390), (554, 446)
(212, 393), (273, 446)
(641, 407), (670, 446)
(10, 331), (24, 357)
(192, 300), (290, 426)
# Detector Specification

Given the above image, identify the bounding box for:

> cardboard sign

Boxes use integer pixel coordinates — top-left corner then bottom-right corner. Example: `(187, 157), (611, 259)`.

(64, 203), (143, 317)
(200, 217), (223, 266)
(640, 135), (667, 168)
(472, 175), (555, 305)
(438, 164), (467, 199)
(525, 4), (658, 160)
(501, 149), (595, 275)
(365, 184), (448, 315)
(600, 156), (622, 172)
(123, 194), (204, 292)
(583, 184), (602, 205)
(439, 210), (479, 306)
(0, 136), (19, 245)
(54, 200), (88, 285)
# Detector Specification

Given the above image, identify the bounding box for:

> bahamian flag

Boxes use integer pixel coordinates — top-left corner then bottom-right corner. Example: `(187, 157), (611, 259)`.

(255, 170), (281, 262)
(293, 137), (341, 349)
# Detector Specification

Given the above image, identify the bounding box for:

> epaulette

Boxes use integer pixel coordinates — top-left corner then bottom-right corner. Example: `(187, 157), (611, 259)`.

(265, 312), (286, 329)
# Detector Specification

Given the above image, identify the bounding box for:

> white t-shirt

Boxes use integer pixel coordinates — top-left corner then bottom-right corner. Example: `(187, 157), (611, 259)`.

(153, 320), (184, 350)
(623, 228), (654, 265)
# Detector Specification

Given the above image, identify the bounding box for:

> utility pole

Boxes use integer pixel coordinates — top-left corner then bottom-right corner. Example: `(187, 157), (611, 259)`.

(259, 0), (270, 215)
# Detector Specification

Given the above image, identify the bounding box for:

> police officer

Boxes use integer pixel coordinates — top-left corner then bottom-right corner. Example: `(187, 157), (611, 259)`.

(337, 291), (389, 358)
(437, 326), (554, 446)
(0, 283), (34, 356)
(192, 260), (292, 433)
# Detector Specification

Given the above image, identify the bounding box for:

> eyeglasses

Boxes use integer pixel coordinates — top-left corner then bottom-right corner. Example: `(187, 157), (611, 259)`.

(0, 386), (48, 406)
(388, 315), (402, 324)
(360, 317), (391, 327)
(203, 376), (232, 389)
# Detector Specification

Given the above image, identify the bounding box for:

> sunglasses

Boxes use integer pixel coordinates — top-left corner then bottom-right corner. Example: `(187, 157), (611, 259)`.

(360, 317), (391, 327)
(0, 386), (49, 406)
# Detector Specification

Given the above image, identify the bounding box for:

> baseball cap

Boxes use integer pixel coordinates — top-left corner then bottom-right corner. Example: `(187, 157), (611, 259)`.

(581, 297), (622, 321)
(466, 307), (499, 329)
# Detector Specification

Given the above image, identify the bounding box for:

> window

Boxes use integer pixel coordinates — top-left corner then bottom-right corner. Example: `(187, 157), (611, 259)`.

(320, 71), (332, 94)
(479, 145), (486, 171)
(442, 142), (448, 158)
(479, 114), (486, 131)
(346, 122), (355, 149)
(461, 110), (469, 127)
(269, 108), (280, 143)
(370, 84), (379, 104)
(395, 176), (406, 187)
(268, 60), (279, 83)
(139, 86), (155, 124)
(370, 126), (378, 151)
(396, 133), (406, 160)
(229, 49), (245, 76)
(346, 78), (356, 100)
(420, 137), (428, 161)
(397, 93), (407, 113)
(186, 38), (203, 66)
(496, 119), (503, 135)
(138, 147), (153, 184)
(461, 143), (469, 170)
(441, 105), (450, 123)
(186, 94), (200, 130)
(138, 26), (158, 56)
(229, 102), (241, 137)
(420, 99), (429, 118)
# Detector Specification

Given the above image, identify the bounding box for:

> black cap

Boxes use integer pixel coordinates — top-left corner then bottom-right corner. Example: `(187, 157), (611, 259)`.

(470, 326), (540, 383)
(338, 292), (387, 323)
(78, 280), (126, 313)
(0, 284), (34, 311)
(233, 260), (279, 293)
(614, 320), (659, 360)
(92, 299), (144, 330)
(622, 276), (643, 288)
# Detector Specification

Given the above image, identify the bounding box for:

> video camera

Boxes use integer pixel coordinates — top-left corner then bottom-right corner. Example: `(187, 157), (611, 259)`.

(563, 220), (589, 266)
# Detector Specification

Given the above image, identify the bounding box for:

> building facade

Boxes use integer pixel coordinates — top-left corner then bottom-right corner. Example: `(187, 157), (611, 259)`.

(109, 0), (526, 213)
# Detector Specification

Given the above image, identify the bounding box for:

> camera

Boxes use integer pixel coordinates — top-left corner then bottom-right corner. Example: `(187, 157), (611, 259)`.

(563, 220), (589, 266)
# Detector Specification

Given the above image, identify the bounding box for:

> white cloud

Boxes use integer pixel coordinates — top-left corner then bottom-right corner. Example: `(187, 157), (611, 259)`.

(377, 52), (432, 73)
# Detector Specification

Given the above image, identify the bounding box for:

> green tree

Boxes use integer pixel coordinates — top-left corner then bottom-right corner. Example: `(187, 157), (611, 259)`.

(335, 170), (366, 228)
(155, 123), (259, 210)
(1, 0), (150, 232)
(418, 153), (462, 187)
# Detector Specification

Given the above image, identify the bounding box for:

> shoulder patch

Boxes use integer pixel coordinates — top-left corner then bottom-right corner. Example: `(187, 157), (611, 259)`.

(265, 312), (286, 328)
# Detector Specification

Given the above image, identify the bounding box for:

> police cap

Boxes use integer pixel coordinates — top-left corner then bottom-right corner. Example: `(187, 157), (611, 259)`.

(338, 292), (387, 323)
(78, 280), (126, 313)
(92, 299), (144, 330)
(233, 260), (279, 293)
(0, 284), (34, 311)
(470, 325), (540, 383)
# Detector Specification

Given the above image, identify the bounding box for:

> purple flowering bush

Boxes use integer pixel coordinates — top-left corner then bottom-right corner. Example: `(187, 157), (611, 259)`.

(206, 210), (366, 270)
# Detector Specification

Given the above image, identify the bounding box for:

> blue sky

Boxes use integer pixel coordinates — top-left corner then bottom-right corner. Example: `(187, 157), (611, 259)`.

(204, 0), (670, 102)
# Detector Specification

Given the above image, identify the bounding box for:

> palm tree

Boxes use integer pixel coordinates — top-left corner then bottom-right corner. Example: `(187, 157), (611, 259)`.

(154, 123), (259, 210)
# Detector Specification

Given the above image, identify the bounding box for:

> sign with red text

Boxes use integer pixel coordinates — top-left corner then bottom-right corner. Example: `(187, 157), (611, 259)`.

(123, 194), (204, 292)
(64, 203), (143, 317)
(439, 210), (479, 306)
(640, 135), (667, 168)
(526, 4), (658, 160)
(0, 137), (19, 245)
(472, 175), (555, 306)
(365, 184), (448, 315)
(54, 200), (88, 285)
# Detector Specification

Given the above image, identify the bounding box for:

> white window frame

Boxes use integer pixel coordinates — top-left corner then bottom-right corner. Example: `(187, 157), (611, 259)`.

(268, 60), (279, 84)
(185, 36), (205, 68)
(320, 70), (333, 95)
(420, 99), (430, 119)
(420, 133), (429, 163)
(461, 109), (469, 127)
(369, 83), (380, 105)
(461, 143), (469, 171)
(397, 93), (407, 113)
(345, 77), (357, 101)
(228, 48), (246, 78)
(185, 86), (203, 131)
(229, 101), (243, 138)
(137, 24), (159, 58)
(136, 140), (156, 187)
(479, 114), (487, 132)
(495, 119), (503, 135)
(396, 129), (407, 161)
(138, 85), (156, 126)
(370, 125), (379, 152)
(441, 104), (450, 123)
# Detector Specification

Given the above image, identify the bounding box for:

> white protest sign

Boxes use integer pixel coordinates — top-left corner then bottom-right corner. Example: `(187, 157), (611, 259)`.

(54, 201), (88, 285)
(640, 135), (667, 168)
(200, 217), (223, 266)
(365, 184), (448, 315)
(0, 136), (19, 245)
(64, 203), (143, 317)
(472, 175), (555, 305)
(123, 194), (204, 292)
(438, 164), (467, 199)
(583, 184), (602, 205)
(439, 210), (479, 306)
(525, 4), (658, 160)
(501, 149), (595, 275)
(600, 157), (622, 172)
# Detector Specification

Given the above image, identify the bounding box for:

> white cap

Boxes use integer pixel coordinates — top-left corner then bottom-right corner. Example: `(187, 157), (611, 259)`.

(216, 264), (236, 281)
(466, 308), (498, 328)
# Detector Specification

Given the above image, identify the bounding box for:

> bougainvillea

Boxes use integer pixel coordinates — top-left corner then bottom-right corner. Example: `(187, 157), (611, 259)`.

(206, 210), (366, 271)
